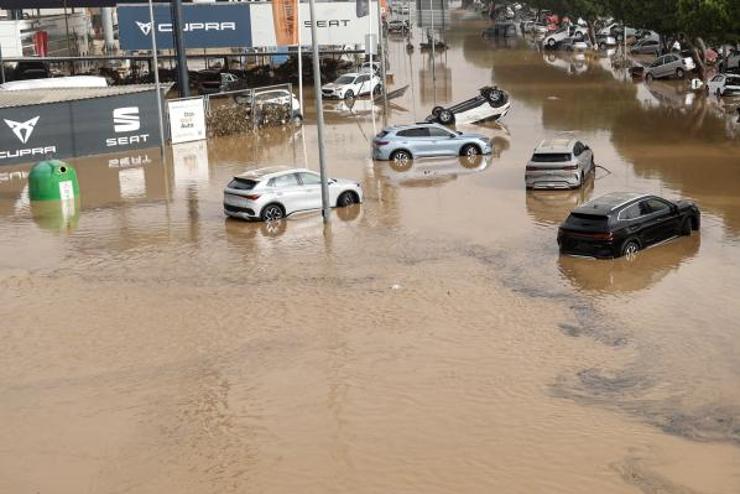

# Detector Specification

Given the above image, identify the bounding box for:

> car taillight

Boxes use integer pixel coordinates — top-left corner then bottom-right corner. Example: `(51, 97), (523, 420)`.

(561, 165), (578, 170)
(244, 194), (261, 200)
(374, 140), (389, 146)
(586, 232), (614, 240)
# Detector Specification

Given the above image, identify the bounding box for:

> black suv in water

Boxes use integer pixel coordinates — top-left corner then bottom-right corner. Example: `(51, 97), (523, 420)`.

(558, 192), (700, 259)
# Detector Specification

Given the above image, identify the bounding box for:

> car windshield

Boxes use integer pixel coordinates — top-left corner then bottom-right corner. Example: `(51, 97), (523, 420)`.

(335, 76), (356, 84)
(532, 153), (571, 162)
(228, 178), (258, 190)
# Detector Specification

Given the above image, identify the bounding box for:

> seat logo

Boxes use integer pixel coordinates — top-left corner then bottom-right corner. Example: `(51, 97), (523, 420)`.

(4, 116), (40, 144)
(113, 107), (141, 133)
(136, 21), (152, 36)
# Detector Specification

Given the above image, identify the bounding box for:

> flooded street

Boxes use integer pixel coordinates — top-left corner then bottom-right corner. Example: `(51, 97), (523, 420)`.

(2, 12), (740, 494)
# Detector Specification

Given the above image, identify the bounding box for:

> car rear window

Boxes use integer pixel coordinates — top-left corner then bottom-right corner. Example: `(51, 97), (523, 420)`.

(565, 213), (610, 229)
(228, 178), (258, 190)
(532, 153), (571, 162)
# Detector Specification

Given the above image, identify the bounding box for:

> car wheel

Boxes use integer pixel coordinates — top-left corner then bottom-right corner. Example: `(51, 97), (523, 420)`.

(575, 32), (584, 42)
(716, 88), (723, 98)
(680, 218), (692, 236)
(461, 143), (481, 157)
(292, 114), (303, 125)
(431, 106), (444, 117)
(373, 84), (382, 95)
(390, 150), (412, 170)
(344, 90), (355, 100)
(599, 42), (606, 50)
(438, 109), (455, 125)
(676, 67), (685, 79)
(547, 38), (556, 48)
(621, 239), (640, 260)
(645, 73), (654, 83)
(337, 191), (357, 208)
(260, 204), (284, 222)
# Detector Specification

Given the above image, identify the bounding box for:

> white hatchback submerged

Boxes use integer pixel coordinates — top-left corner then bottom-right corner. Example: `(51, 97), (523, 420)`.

(224, 166), (363, 221)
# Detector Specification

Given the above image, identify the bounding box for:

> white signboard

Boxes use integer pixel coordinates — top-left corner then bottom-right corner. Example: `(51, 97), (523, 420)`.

(167, 97), (207, 144)
(250, 2), (380, 47)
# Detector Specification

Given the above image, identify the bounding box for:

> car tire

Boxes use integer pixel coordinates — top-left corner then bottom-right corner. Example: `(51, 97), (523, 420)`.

(438, 109), (455, 125)
(621, 239), (640, 260)
(680, 218), (692, 236)
(599, 42), (606, 50)
(337, 191), (357, 208)
(373, 84), (382, 96)
(390, 149), (413, 169)
(547, 38), (556, 48)
(676, 67), (685, 79)
(344, 90), (355, 100)
(716, 88), (723, 98)
(645, 73), (654, 83)
(431, 106), (444, 117)
(260, 203), (285, 222)
(292, 114), (303, 125)
(461, 143), (481, 157)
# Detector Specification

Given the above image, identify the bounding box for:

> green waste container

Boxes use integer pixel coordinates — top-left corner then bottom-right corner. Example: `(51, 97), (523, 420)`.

(28, 160), (80, 202)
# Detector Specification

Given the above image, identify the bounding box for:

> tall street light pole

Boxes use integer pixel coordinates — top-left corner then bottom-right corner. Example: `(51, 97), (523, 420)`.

(308, 0), (331, 223)
(148, 0), (167, 158)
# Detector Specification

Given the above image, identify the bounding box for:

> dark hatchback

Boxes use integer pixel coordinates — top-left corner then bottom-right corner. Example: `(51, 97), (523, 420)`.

(558, 192), (700, 259)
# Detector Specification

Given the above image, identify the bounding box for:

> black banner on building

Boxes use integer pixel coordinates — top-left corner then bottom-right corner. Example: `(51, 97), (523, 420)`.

(0, 90), (162, 167)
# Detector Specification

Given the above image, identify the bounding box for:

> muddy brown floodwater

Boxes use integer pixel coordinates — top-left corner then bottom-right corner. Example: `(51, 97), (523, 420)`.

(2, 12), (740, 494)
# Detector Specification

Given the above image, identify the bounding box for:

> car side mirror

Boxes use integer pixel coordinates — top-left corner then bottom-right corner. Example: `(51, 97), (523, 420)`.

(450, 134), (456, 138)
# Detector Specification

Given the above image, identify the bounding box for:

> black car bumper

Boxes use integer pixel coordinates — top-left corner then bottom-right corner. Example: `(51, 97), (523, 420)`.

(558, 236), (619, 259)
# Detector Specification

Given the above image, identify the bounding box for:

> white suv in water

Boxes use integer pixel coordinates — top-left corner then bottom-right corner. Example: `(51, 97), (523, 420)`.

(223, 166), (363, 221)
(321, 72), (382, 99)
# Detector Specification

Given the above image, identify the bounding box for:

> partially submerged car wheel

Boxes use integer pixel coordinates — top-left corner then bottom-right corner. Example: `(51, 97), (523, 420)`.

(431, 106), (444, 117)
(344, 90), (355, 100)
(461, 144), (481, 157)
(621, 239), (640, 260)
(438, 109), (455, 125)
(390, 150), (413, 170)
(676, 68), (685, 79)
(373, 84), (382, 96)
(261, 204), (285, 222)
(645, 73), (654, 83)
(337, 191), (357, 208)
(547, 38), (556, 48)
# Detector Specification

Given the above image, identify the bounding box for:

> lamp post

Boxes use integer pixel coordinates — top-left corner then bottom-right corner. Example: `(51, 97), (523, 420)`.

(307, 0), (331, 222)
(148, 0), (167, 157)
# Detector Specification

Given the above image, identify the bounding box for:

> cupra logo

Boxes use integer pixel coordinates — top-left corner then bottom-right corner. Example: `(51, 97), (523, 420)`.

(136, 21), (153, 36)
(4, 116), (40, 144)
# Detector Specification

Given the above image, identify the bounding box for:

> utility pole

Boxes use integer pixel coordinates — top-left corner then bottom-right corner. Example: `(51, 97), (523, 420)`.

(297, 0), (304, 114)
(308, 0), (331, 223)
(376, 0), (388, 116)
(171, 0), (190, 97)
(148, 0), (167, 158)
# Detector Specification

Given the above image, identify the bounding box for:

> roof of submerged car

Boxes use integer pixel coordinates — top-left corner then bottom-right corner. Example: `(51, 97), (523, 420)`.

(236, 166), (310, 180)
(535, 137), (576, 152)
(574, 192), (649, 215)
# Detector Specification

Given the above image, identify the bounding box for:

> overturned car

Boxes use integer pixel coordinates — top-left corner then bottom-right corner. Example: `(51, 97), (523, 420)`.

(425, 86), (511, 125)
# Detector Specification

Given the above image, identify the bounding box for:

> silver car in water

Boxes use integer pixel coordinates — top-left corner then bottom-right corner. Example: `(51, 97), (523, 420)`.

(372, 123), (492, 165)
(525, 137), (594, 190)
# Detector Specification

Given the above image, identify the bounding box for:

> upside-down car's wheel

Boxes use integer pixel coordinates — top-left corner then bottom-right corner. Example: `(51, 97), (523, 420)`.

(438, 109), (455, 125)
(431, 106), (444, 117)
